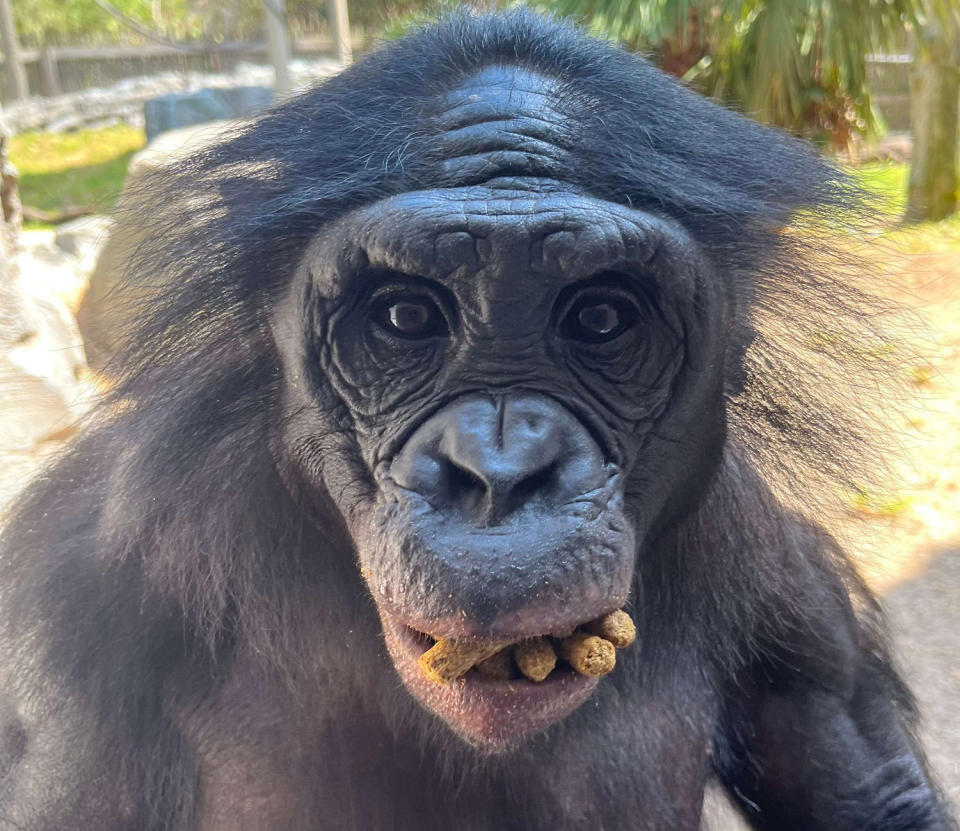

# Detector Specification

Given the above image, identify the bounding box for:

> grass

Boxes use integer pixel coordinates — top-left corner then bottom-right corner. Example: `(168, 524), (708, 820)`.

(849, 485), (914, 519)
(853, 162), (910, 215)
(9, 125), (146, 230)
(851, 161), (960, 252)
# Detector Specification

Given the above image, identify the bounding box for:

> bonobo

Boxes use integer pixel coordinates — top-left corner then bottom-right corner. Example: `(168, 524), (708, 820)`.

(0, 11), (954, 831)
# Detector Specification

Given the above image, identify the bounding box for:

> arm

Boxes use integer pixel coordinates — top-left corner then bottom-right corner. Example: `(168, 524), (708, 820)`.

(713, 583), (956, 831)
(717, 659), (954, 831)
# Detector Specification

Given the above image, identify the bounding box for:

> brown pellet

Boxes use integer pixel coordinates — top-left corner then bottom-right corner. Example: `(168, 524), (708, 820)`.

(558, 632), (616, 677)
(475, 648), (514, 680)
(513, 638), (557, 683)
(418, 637), (510, 685)
(585, 610), (636, 648)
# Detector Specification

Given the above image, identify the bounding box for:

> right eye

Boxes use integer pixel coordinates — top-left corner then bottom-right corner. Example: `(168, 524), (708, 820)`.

(559, 295), (639, 343)
(374, 295), (447, 339)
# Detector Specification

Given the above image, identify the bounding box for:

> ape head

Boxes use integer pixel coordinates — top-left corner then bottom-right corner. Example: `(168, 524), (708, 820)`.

(272, 129), (726, 743)
(256, 48), (748, 744)
(108, 12), (884, 752)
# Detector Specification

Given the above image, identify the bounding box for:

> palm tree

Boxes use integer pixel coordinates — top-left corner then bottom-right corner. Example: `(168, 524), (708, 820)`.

(544, 0), (918, 149)
(906, 2), (960, 221)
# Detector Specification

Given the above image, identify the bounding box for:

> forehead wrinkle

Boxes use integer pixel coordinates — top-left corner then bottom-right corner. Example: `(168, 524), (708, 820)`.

(427, 66), (573, 187)
(435, 66), (567, 123)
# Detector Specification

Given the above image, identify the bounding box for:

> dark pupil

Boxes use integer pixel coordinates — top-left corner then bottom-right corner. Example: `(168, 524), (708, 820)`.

(578, 303), (619, 335)
(388, 301), (431, 334)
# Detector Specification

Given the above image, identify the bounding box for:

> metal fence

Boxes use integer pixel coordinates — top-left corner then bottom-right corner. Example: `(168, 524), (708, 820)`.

(867, 54), (913, 132)
(0, 35), (365, 102)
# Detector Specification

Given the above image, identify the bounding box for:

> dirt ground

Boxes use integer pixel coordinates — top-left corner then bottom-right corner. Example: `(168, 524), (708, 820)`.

(855, 250), (960, 593)
(859, 249), (960, 817)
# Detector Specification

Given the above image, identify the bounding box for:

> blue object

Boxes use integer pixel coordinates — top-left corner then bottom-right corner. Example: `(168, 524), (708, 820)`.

(144, 86), (274, 141)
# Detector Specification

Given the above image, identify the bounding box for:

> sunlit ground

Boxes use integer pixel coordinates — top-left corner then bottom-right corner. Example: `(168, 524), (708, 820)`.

(837, 164), (960, 593)
(847, 252), (960, 592)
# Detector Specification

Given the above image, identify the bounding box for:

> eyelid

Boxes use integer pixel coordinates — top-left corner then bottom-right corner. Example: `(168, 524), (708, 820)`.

(554, 285), (642, 327)
(368, 286), (435, 304)
(359, 270), (459, 330)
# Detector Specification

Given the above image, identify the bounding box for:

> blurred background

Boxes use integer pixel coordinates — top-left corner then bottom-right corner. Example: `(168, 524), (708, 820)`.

(0, 1), (956, 826)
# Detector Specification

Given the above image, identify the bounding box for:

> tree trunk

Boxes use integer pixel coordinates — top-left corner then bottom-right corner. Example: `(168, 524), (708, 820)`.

(0, 106), (19, 228)
(38, 47), (61, 98)
(906, 19), (960, 222)
(264, 0), (291, 97)
(328, 0), (352, 66)
(0, 0), (28, 102)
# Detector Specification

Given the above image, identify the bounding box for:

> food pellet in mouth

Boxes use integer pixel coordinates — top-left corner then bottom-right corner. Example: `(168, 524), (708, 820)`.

(585, 610), (636, 648)
(558, 632), (616, 678)
(415, 609), (634, 685)
(418, 638), (510, 685)
(475, 648), (514, 680)
(513, 637), (557, 683)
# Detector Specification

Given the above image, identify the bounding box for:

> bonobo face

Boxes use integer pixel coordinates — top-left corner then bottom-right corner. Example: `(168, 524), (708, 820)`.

(272, 67), (730, 748)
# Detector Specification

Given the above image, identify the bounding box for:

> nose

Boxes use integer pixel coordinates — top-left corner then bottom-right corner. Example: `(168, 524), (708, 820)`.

(390, 395), (606, 525)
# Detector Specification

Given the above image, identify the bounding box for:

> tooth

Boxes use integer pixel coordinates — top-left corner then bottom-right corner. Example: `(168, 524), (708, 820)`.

(418, 638), (511, 685)
(513, 638), (557, 683)
(475, 648), (514, 680)
(585, 610), (636, 648)
(558, 633), (616, 677)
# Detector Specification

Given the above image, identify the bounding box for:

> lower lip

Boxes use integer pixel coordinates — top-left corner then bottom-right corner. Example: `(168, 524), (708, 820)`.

(380, 613), (599, 749)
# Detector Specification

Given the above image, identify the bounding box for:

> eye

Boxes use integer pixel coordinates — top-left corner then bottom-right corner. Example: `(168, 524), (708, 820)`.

(560, 295), (638, 343)
(375, 296), (446, 339)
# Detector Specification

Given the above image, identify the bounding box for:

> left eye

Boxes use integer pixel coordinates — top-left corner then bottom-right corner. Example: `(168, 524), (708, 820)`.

(375, 296), (446, 338)
(561, 297), (637, 343)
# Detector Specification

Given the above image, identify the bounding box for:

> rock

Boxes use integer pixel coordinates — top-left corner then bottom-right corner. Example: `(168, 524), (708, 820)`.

(0, 235), (90, 458)
(0, 114), (93, 517)
(126, 120), (231, 177)
(144, 86), (273, 141)
(0, 229), (31, 346)
(17, 230), (91, 313)
(0, 109), (91, 467)
(54, 215), (113, 261)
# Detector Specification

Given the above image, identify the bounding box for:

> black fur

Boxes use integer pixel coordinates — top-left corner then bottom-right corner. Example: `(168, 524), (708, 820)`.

(0, 11), (954, 831)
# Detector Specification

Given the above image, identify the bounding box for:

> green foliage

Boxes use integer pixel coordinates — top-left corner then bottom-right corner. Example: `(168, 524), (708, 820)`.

(380, 0), (495, 40)
(346, 0), (445, 31)
(9, 125), (146, 229)
(851, 161), (960, 251)
(10, 0), (444, 48)
(383, 1), (455, 40)
(15, 0), (171, 47)
(853, 162), (909, 215)
(543, 0), (919, 147)
(849, 484), (913, 518)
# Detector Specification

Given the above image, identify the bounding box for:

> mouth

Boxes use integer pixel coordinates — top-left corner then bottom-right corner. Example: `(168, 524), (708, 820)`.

(379, 609), (635, 749)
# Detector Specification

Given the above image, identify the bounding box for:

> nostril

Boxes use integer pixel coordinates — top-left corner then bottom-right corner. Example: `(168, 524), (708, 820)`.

(506, 462), (557, 513)
(444, 460), (488, 510)
(441, 458), (558, 523)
